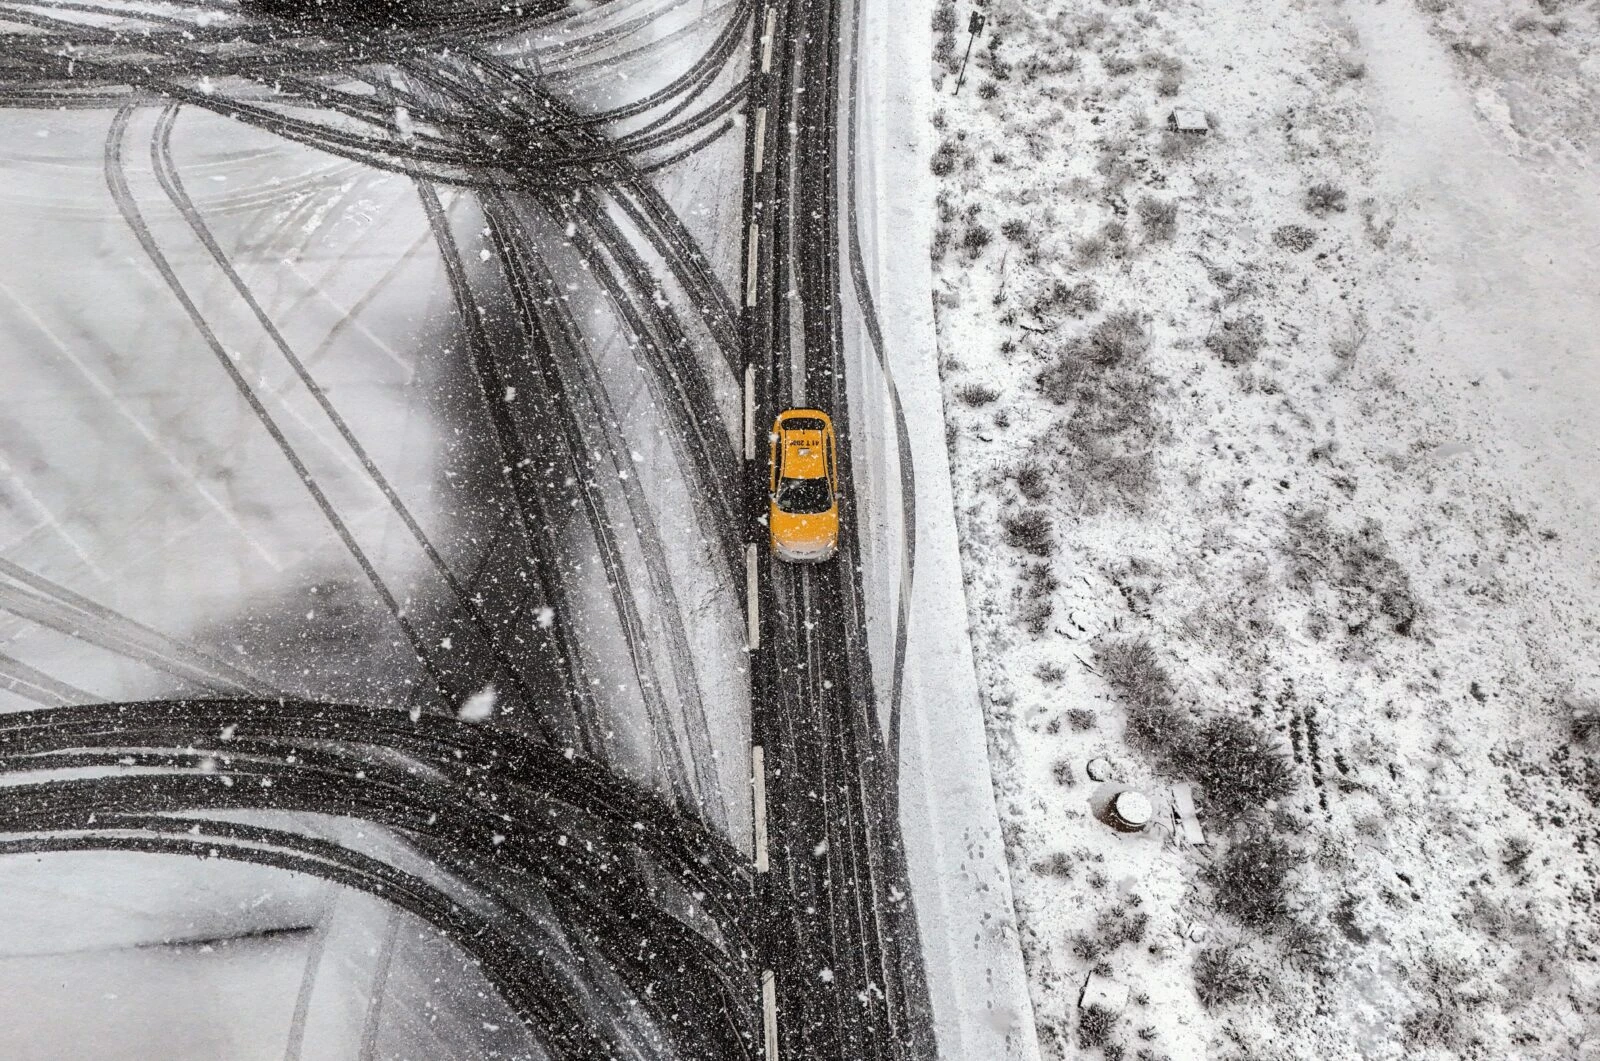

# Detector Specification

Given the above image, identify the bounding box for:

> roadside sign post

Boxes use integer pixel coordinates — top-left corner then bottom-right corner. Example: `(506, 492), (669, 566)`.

(954, 12), (986, 95)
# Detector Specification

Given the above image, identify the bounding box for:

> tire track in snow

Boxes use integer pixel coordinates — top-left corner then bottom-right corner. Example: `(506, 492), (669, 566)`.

(500, 193), (729, 830)
(150, 102), (545, 716)
(104, 102), (453, 710)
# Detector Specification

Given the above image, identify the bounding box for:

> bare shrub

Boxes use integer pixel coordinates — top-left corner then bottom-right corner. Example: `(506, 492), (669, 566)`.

(1273, 224), (1317, 252)
(1021, 598), (1054, 637)
(1003, 510), (1055, 557)
(1014, 461), (1050, 501)
(1067, 707), (1097, 731)
(977, 80), (1000, 100)
(1034, 279), (1100, 319)
(1075, 234), (1109, 266)
(1136, 197), (1179, 242)
(1001, 218), (1030, 243)
(1078, 311), (1148, 366)
(1095, 638), (1190, 756)
(1205, 314), (1266, 366)
(1304, 181), (1349, 216)
(1018, 562), (1059, 635)
(962, 223), (994, 256)
(1283, 509), (1422, 637)
(930, 138), (958, 176)
(956, 382), (1000, 406)
(1402, 954), (1487, 1052)
(1059, 280), (1101, 317)
(1036, 312), (1161, 510)
(1204, 832), (1301, 931)
(1158, 131), (1195, 161)
(1071, 905), (1150, 960)
(1500, 836), (1533, 874)
(1176, 715), (1295, 823)
(1566, 692), (1600, 746)
(1193, 944), (1259, 1008)
(1102, 53), (1138, 77)
(1062, 13), (1108, 49)
(1079, 1005), (1117, 1048)
(1156, 71), (1182, 97)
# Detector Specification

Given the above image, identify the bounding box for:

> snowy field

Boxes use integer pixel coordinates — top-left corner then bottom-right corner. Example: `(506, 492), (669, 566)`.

(0, 4), (752, 1054)
(924, 0), (1600, 1056)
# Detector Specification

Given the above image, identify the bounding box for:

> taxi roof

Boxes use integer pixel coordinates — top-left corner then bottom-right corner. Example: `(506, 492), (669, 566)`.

(776, 411), (831, 480)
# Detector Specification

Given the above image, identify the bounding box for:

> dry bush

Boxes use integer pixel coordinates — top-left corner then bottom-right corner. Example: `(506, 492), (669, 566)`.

(1078, 311), (1148, 366)
(956, 382), (1000, 406)
(1014, 460), (1050, 501)
(1304, 181), (1349, 216)
(932, 4), (958, 76)
(1003, 509), (1055, 557)
(963, 223), (994, 256)
(1178, 715), (1295, 823)
(1193, 944), (1259, 1008)
(1033, 279), (1101, 319)
(1102, 53), (1138, 77)
(1071, 905), (1151, 961)
(1001, 218), (1030, 243)
(1283, 509), (1422, 637)
(1158, 131), (1196, 161)
(1075, 234), (1110, 267)
(1061, 13), (1109, 49)
(1018, 561), (1059, 635)
(1402, 954), (1488, 1053)
(1067, 707), (1097, 731)
(930, 138), (959, 176)
(1095, 638), (1190, 756)
(1136, 197), (1179, 242)
(1205, 314), (1266, 366)
(1156, 71), (1182, 97)
(1565, 692), (1600, 746)
(1079, 1004), (1118, 1048)
(1035, 312), (1161, 510)
(1204, 832), (1301, 931)
(1273, 224), (1317, 252)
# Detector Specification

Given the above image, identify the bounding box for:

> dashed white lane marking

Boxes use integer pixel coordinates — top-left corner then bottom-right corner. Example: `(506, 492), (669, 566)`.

(745, 542), (760, 650)
(762, 968), (779, 1060)
(753, 106), (768, 174)
(752, 743), (769, 872)
(761, 8), (777, 74)
(744, 363), (757, 460)
(745, 223), (760, 307)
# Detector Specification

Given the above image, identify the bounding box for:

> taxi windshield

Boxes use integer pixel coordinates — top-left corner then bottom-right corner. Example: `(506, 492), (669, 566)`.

(776, 476), (832, 514)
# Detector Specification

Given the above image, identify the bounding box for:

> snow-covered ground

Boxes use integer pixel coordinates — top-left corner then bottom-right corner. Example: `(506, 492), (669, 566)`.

(926, 0), (1600, 1056)
(846, 0), (1042, 1057)
(0, 4), (753, 1052)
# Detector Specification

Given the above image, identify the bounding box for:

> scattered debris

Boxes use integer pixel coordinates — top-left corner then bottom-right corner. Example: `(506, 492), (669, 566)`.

(1171, 782), (1206, 846)
(1080, 971), (1132, 1014)
(1167, 107), (1209, 134)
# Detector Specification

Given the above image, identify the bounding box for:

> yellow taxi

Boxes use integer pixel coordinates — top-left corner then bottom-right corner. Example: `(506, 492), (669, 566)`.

(768, 409), (839, 563)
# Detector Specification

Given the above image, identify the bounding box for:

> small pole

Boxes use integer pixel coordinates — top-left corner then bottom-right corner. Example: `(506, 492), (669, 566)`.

(953, 12), (985, 95)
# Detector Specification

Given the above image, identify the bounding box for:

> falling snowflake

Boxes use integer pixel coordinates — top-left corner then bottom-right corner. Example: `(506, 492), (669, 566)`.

(459, 684), (498, 722)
